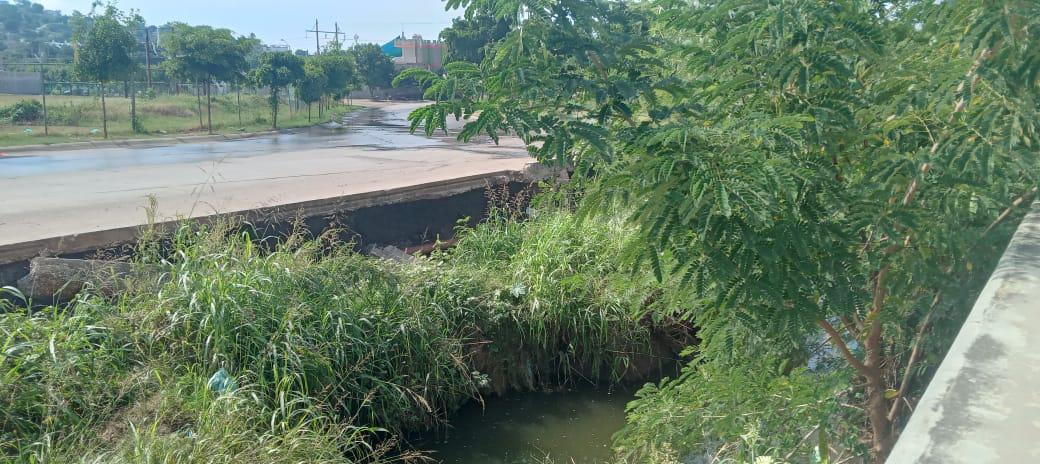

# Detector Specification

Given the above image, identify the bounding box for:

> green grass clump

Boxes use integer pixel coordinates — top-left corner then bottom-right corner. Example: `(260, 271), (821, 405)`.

(1, 206), (675, 462)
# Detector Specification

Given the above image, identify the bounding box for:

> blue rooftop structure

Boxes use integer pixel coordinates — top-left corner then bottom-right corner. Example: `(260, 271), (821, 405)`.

(381, 38), (402, 57)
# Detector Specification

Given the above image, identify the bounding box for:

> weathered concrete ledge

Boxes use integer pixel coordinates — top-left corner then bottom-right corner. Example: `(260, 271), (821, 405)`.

(888, 202), (1040, 463)
(0, 164), (548, 287)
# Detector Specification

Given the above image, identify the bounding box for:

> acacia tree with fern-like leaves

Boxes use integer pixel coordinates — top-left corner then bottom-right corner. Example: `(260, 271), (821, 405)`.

(411, 0), (1040, 461)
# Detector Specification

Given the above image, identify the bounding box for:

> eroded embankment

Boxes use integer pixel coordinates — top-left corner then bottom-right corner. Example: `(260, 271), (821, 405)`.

(0, 209), (693, 462)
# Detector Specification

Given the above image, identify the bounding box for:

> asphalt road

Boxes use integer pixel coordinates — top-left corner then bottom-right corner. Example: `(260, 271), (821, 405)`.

(0, 101), (531, 247)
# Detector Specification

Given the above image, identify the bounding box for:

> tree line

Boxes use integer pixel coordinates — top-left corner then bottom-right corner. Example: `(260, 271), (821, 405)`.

(70, 3), (397, 138)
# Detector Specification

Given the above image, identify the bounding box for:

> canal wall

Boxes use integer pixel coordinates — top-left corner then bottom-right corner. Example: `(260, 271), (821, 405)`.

(0, 166), (549, 290)
(888, 202), (1040, 463)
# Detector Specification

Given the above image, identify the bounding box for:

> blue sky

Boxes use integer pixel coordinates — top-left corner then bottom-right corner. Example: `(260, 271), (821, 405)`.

(35, 0), (462, 53)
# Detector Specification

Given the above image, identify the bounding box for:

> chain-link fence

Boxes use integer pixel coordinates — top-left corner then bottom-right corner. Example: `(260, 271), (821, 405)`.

(0, 81), (311, 145)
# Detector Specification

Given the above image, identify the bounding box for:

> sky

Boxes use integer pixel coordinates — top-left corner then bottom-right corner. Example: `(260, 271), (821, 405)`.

(34, 0), (463, 53)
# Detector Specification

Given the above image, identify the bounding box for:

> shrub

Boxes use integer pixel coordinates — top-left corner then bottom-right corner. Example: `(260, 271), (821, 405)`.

(0, 100), (43, 123)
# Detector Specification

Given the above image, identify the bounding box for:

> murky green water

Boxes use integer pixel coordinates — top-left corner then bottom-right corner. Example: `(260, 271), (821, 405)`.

(424, 389), (632, 464)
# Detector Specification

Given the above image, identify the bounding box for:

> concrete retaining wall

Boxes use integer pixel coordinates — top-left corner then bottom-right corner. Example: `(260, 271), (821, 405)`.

(888, 202), (1040, 463)
(0, 169), (542, 291)
(0, 71), (43, 95)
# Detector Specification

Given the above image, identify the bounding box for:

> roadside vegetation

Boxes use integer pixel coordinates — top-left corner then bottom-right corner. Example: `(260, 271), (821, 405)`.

(0, 94), (358, 147)
(0, 2), (399, 148)
(0, 200), (686, 462)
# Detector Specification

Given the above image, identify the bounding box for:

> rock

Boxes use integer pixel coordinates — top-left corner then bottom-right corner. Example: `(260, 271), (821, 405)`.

(16, 257), (162, 303)
(366, 245), (415, 263)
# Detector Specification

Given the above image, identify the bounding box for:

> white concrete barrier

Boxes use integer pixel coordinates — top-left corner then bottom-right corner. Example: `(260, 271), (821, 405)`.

(888, 202), (1040, 463)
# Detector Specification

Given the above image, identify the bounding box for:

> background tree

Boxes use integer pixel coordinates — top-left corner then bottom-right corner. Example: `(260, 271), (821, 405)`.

(297, 57), (327, 122)
(160, 23), (251, 134)
(249, 51), (304, 129)
(71, 3), (136, 139)
(439, 7), (511, 64)
(313, 47), (357, 116)
(350, 43), (395, 98)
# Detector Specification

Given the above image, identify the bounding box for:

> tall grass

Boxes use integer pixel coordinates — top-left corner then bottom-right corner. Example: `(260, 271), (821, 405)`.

(0, 205), (676, 462)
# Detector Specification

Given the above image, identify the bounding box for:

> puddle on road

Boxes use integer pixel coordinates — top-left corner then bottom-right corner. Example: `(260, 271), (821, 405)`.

(0, 105), (452, 178)
(424, 389), (632, 464)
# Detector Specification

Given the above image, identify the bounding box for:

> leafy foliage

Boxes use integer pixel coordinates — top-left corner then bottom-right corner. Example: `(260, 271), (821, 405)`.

(71, 4), (135, 84)
(413, 0), (1040, 460)
(249, 52), (304, 129)
(439, 6), (512, 64)
(0, 99), (43, 123)
(159, 23), (252, 85)
(350, 43), (396, 96)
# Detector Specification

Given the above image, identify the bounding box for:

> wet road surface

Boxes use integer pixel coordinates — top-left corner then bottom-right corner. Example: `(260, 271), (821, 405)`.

(0, 102), (531, 247)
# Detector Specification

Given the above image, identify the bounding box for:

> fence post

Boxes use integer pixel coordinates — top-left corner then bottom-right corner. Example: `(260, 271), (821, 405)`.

(130, 77), (137, 133)
(41, 78), (48, 136)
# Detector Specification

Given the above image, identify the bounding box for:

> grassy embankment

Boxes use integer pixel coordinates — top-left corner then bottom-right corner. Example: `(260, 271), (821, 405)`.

(0, 93), (357, 148)
(0, 203), (689, 463)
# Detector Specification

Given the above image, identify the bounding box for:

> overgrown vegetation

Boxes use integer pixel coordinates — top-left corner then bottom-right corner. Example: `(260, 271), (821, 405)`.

(0, 204), (681, 462)
(408, 0), (1040, 462)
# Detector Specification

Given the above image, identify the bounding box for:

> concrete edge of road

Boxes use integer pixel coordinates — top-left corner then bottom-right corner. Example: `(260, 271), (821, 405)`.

(0, 128), (297, 155)
(0, 164), (546, 267)
(887, 202), (1040, 463)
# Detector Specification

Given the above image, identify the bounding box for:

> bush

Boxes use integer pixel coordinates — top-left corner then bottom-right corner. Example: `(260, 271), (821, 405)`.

(0, 99), (43, 123)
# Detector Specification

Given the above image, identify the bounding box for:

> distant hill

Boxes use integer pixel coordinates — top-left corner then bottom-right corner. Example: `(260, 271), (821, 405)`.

(0, 0), (76, 67)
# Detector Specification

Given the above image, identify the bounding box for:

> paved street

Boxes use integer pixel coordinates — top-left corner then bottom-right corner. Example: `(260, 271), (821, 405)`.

(0, 102), (531, 247)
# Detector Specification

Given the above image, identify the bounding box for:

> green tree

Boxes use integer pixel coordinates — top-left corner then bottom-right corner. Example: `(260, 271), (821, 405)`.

(415, 0), (1040, 461)
(313, 51), (357, 115)
(439, 7), (511, 64)
(160, 23), (252, 134)
(297, 57), (327, 122)
(249, 51), (304, 129)
(350, 43), (395, 97)
(72, 3), (136, 139)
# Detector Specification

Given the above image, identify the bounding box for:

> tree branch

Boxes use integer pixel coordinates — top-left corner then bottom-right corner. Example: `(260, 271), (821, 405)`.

(817, 319), (868, 374)
(887, 292), (940, 422)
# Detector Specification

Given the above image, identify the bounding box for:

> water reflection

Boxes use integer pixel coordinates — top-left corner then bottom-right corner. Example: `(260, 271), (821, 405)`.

(427, 389), (631, 464)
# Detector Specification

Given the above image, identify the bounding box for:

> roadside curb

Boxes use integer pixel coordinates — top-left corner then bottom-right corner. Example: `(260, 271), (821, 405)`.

(0, 128), (298, 154)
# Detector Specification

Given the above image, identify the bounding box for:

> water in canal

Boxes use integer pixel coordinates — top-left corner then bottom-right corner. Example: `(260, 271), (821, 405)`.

(425, 389), (632, 463)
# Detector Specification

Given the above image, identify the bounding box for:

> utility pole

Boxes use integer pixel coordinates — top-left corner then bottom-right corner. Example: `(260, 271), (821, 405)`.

(143, 27), (153, 89)
(306, 20), (346, 55)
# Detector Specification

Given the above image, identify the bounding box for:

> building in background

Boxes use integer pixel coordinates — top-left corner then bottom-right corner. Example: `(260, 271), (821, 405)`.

(391, 34), (443, 71)
(263, 43), (291, 53)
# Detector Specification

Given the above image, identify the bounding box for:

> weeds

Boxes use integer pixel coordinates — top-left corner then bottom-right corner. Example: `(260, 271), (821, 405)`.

(1, 205), (676, 462)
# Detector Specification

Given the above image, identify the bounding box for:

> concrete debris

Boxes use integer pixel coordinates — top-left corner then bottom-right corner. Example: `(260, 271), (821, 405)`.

(16, 257), (162, 303)
(366, 245), (415, 263)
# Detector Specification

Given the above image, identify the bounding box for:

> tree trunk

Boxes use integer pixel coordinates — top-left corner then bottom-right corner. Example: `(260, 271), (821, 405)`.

(271, 88), (279, 130)
(100, 84), (108, 139)
(205, 80), (213, 134)
(237, 87), (242, 126)
(130, 77), (137, 133)
(41, 78), (48, 136)
(308, 103), (312, 122)
(863, 316), (894, 463)
(196, 82), (204, 130)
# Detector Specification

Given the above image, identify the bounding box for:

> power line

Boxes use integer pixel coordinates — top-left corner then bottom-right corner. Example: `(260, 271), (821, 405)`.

(305, 19), (346, 54)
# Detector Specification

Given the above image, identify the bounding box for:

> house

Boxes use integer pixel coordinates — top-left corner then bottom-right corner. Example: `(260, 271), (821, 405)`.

(391, 34), (443, 71)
